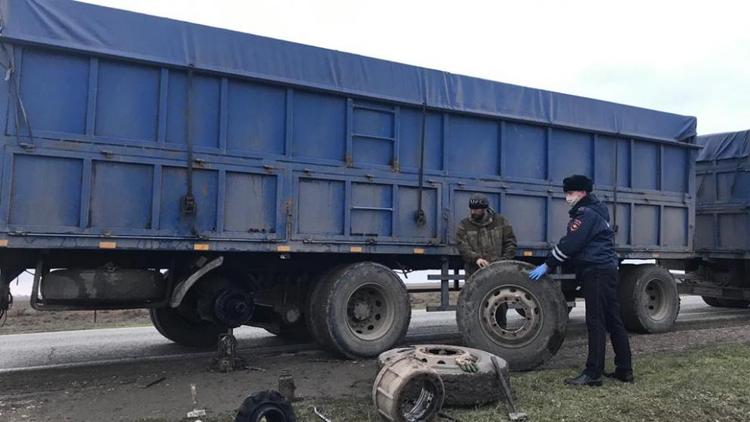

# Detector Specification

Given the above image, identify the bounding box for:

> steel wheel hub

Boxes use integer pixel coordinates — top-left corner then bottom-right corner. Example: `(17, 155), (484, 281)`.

(346, 284), (393, 340)
(480, 286), (543, 347)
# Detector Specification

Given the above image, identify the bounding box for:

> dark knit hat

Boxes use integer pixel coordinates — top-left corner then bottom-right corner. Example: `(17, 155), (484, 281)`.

(469, 194), (489, 209)
(563, 175), (593, 193)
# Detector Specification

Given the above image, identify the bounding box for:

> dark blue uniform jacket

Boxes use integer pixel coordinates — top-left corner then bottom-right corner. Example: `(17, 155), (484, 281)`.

(545, 194), (618, 273)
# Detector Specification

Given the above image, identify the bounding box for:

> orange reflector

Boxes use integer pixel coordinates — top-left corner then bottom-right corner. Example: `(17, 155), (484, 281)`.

(523, 250), (533, 257)
(277, 245), (291, 252)
(350, 246), (363, 253)
(99, 241), (117, 249)
(193, 243), (209, 251)
(0, 239), (8, 247)
(414, 248), (425, 254)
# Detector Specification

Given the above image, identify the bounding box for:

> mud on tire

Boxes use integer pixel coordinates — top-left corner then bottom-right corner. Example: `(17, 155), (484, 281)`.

(456, 260), (568, 371)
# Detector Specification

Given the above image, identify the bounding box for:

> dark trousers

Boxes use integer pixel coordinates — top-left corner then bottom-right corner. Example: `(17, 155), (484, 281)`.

(582, 267), (632, 378)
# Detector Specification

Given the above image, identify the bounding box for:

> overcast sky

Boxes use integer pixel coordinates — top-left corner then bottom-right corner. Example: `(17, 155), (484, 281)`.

(74, 0), (750, 135)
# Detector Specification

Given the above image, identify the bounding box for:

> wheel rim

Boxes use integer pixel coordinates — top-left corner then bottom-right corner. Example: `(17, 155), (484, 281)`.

(346, 283), (395, 341)
(642, 278), (668, 321)
(479, 285), (543, 348)
(398, 375), (442, 421)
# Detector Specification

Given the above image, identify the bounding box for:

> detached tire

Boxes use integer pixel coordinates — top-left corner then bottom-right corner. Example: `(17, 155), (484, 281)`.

(307, 262), (411, 359)
(456, 260), (568, 371)
(618, 265), (679, 333)
(235, 390), (296, 422)
(377, 345), (508, 406)
(150, 305), (226, 348)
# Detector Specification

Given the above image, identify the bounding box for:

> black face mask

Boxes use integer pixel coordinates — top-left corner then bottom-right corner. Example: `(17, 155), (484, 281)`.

(471, 211), (485, 222)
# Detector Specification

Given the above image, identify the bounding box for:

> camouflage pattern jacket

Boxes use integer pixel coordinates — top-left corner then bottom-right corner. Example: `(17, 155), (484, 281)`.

(455, 209), (517, 275)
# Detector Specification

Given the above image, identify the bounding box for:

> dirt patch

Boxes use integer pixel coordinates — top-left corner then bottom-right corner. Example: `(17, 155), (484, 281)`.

(1, 297), (151, 335)
(2, 323), (750, 421)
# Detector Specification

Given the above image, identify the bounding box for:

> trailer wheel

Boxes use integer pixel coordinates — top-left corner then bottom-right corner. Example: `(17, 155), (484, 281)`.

(618, 265), (679, 333)
(702, 296), (723, 307)
(715, 298), (750, 308)
(265, 320), (311, 341)
(307, 262), (411, 358)
(150, 305), (226, 348)
(456, 260), (568, 371)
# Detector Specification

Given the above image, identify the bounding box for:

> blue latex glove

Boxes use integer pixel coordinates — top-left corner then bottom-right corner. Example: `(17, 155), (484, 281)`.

(529, 264), (549, 280)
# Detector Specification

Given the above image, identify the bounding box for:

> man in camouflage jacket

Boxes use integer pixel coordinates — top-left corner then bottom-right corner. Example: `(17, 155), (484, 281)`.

(456, 194), (517, 276)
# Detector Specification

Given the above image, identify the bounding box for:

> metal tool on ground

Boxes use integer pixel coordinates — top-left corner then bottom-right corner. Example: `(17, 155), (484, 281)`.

(210, 328), (246, 372)
(314, 407), (332, 422)
(491, 356), (528, 422)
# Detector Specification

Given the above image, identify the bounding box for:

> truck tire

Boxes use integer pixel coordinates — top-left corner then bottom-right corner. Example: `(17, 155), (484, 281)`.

(150, 305), (226, 348)
(702, 296), (723, 307)
(235, 390), (297, 422)
(618, 265), (679, 333)
(456, 260), (568, 371)
(377, 345), (508, 406)
(265, 321), (311, 341)
(715, 298), (750, 308)
(307, 262), (411, 359)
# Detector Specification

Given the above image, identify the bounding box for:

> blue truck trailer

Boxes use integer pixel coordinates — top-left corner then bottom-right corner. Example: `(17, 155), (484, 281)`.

(676, 130), (750, 307)
(0, 0), (700, 370)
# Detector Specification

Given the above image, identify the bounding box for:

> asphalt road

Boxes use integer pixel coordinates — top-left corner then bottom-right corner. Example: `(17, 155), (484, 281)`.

(1, 295), (749, 372)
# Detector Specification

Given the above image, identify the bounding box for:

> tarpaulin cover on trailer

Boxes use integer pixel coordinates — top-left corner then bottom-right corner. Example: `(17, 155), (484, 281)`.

(696, 130), (750, 161)
(0, 0), (697, 142)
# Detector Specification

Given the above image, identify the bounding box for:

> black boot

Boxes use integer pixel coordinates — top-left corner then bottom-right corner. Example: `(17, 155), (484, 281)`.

(604, 369), (634, 383)
(564, 373), (602, 387)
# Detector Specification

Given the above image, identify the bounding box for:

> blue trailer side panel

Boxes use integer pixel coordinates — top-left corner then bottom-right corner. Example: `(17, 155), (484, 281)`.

(0, 0), (697, 259)
(695, 130), (750, 255)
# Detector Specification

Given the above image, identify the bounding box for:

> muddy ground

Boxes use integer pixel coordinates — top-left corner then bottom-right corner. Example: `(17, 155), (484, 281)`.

(2, 323), (750, 421)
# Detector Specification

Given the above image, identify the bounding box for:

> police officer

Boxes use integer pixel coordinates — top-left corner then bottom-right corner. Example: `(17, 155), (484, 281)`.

(456, 194), (517, 276)
(528, 175), (633, 386)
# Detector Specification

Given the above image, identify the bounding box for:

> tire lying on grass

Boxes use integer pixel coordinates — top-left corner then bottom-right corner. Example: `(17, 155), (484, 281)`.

(377, 345), (509, 406)
(618, 264), (680, 333)
(456, 260), (568, 371)
(235, 390), (297, 422)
